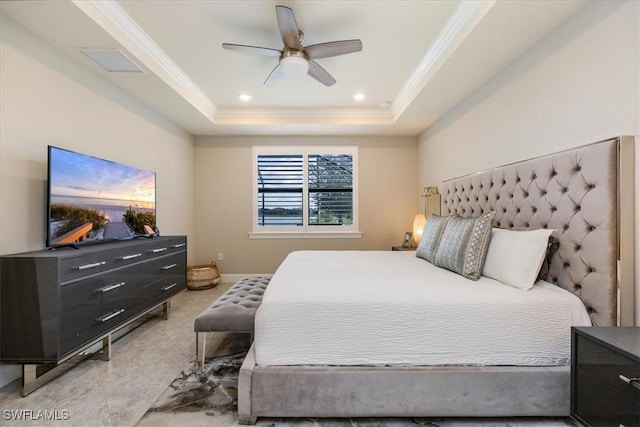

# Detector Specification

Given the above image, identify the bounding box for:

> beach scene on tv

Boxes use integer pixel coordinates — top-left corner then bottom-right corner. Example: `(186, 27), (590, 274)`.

(48, 148), (156, 246)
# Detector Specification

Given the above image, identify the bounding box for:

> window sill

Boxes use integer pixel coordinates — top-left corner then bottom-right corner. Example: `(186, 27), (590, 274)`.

(248, 231), (362, 239)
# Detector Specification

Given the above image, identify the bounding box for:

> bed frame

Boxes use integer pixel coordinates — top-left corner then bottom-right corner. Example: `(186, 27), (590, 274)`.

(238, 136), (635, 424)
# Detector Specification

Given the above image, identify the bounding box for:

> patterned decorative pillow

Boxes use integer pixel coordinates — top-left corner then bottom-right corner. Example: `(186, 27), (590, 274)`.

(434, 211), (496, 280)
(416, 215), (451, 263)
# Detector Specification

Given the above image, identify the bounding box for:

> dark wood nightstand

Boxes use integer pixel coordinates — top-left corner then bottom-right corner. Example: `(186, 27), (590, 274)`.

(391, 246), (415, 251)
(571, 327), (640, 427)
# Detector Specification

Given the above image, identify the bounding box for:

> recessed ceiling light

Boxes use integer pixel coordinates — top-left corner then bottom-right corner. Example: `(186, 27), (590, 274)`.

(239, 93), (252, 102)
(353, 93), (365, 101)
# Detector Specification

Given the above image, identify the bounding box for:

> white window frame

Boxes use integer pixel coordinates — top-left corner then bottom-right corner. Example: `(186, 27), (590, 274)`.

(249, 146), (361, 239)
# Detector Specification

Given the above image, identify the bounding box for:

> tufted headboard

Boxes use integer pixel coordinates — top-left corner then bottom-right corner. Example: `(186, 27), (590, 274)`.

(441, 139), (624, 326)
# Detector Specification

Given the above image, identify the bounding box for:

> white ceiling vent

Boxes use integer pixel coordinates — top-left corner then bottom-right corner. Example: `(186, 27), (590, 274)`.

(79, 49), (144, 73)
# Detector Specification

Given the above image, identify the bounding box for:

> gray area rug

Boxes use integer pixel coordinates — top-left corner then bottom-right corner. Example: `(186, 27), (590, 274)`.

(144, 334), (573, 426)
(147, 333), (247, 418)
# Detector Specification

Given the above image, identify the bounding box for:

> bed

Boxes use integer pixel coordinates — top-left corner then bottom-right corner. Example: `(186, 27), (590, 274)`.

(238, 136), (635, 424)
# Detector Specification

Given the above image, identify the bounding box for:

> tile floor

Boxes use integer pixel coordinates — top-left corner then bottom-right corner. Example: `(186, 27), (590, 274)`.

(0, 282), (576, 427)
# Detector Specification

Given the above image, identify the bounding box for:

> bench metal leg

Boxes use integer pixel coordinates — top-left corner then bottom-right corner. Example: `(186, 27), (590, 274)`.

(195, 332), (207, 372)
(201, 333), (206, 371)
(195, 332), (200, 371)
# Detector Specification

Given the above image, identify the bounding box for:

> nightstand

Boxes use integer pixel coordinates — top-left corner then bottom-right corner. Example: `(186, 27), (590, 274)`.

(571, 327), (640, 427)
(391, 246), (415, 251)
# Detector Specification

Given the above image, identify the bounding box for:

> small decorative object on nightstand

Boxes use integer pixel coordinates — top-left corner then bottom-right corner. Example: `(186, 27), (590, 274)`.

(401, 231), (413, 248)
(571, 327), (640, 427)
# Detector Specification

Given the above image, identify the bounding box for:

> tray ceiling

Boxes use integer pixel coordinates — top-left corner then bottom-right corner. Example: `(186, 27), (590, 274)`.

(0, 0), (586, 136)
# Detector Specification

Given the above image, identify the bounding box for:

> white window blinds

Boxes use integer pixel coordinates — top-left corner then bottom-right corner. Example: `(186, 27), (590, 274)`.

(253, 147), (358, 235)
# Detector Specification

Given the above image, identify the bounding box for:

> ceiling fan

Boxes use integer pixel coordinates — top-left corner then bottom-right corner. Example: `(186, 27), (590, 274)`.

(222, 5), (363, 87)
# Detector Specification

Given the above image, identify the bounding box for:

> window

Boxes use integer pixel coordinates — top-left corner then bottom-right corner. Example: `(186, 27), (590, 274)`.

(251, 147), (360, 238)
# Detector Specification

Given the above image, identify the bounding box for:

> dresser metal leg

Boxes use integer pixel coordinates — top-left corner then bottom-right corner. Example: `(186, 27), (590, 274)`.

(21, 365), (37, 397)
(97, 335), (111, 361)
(20, 334), (113, 396)
(162, 301), (170, 320)
(21, 358), (84, 397)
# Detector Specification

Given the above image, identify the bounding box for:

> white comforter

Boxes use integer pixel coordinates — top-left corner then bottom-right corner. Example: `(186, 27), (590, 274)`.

(254, 250), (591, 366)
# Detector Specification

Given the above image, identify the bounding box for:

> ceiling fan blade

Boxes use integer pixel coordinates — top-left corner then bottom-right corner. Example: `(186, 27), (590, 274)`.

(222, 43), (282, 57)
(307, 60), (336, 87)
(305, 39), (363, 59)
(275, 5), (302, 50)
(264, 64), (283, 86)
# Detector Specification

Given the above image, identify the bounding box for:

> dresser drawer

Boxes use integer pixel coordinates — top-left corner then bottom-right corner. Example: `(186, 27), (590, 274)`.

(61, 245), (149, 281)
(574, 366), (640, 427)
(59, 290), (143, 356)
(60, 250), (116, 282)
(142, 237), (186, 257)
(60, 269), (139, 308)
(141, 252), (185, 300)
(577, 334), (640, 401)
(142, 276), (184, 305)
(59, 237), (186, 283)
(137, 251), (185, 284)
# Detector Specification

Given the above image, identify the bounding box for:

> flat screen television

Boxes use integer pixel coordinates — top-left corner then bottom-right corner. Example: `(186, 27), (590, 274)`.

(47, 146), (156, 248)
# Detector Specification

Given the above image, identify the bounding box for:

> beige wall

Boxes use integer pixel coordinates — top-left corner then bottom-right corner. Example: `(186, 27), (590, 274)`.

(194, 136), (418, 274)
(418, 1), (640, 324)
(0, 15), (195, 386)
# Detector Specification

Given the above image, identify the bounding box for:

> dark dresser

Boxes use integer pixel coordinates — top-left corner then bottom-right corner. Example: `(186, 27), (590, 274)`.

(571, 327), (640, 427)
(0, 236), (187, 394)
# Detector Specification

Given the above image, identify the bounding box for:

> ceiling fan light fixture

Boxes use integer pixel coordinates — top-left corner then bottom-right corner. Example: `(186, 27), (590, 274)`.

(222, 5), (362, 87)
(280, 55), (309, 78)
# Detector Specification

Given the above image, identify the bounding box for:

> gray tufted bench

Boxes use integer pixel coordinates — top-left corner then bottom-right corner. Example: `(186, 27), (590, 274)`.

(194, 276), (270, 370)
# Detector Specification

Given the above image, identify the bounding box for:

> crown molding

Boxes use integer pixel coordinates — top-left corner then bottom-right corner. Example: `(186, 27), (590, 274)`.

(390, 0), (495, 119)
(72, 0), (217, 121)
(71, 0), (494, 130)
(214, 108), (394, 125)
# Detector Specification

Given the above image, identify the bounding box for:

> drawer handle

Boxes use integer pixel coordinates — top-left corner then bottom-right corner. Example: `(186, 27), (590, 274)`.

(118, 253), (142, 260)
(619, 374), (640, 390)
(148, 247), (168, 253)
(76, 261), (106, 270)
(160, 263), (177, 270)
(96, 309), (125, 323)
(170, 243), (185, 249)
(162, 283), (178, 291)
(97, 282), (125, 293)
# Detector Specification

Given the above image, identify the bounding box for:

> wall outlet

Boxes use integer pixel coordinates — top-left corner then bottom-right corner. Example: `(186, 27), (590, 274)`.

(217, 252), (224, 261)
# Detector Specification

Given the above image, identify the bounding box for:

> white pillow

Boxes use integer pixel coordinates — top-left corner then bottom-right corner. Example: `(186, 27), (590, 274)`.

(482, 228), (554, 290)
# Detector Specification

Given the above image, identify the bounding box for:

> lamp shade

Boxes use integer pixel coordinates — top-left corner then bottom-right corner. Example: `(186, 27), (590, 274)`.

(412, 214), (427, 246)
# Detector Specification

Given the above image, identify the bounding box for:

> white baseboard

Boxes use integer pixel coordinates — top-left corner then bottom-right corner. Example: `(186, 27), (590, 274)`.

(220, 273), (273, 282)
